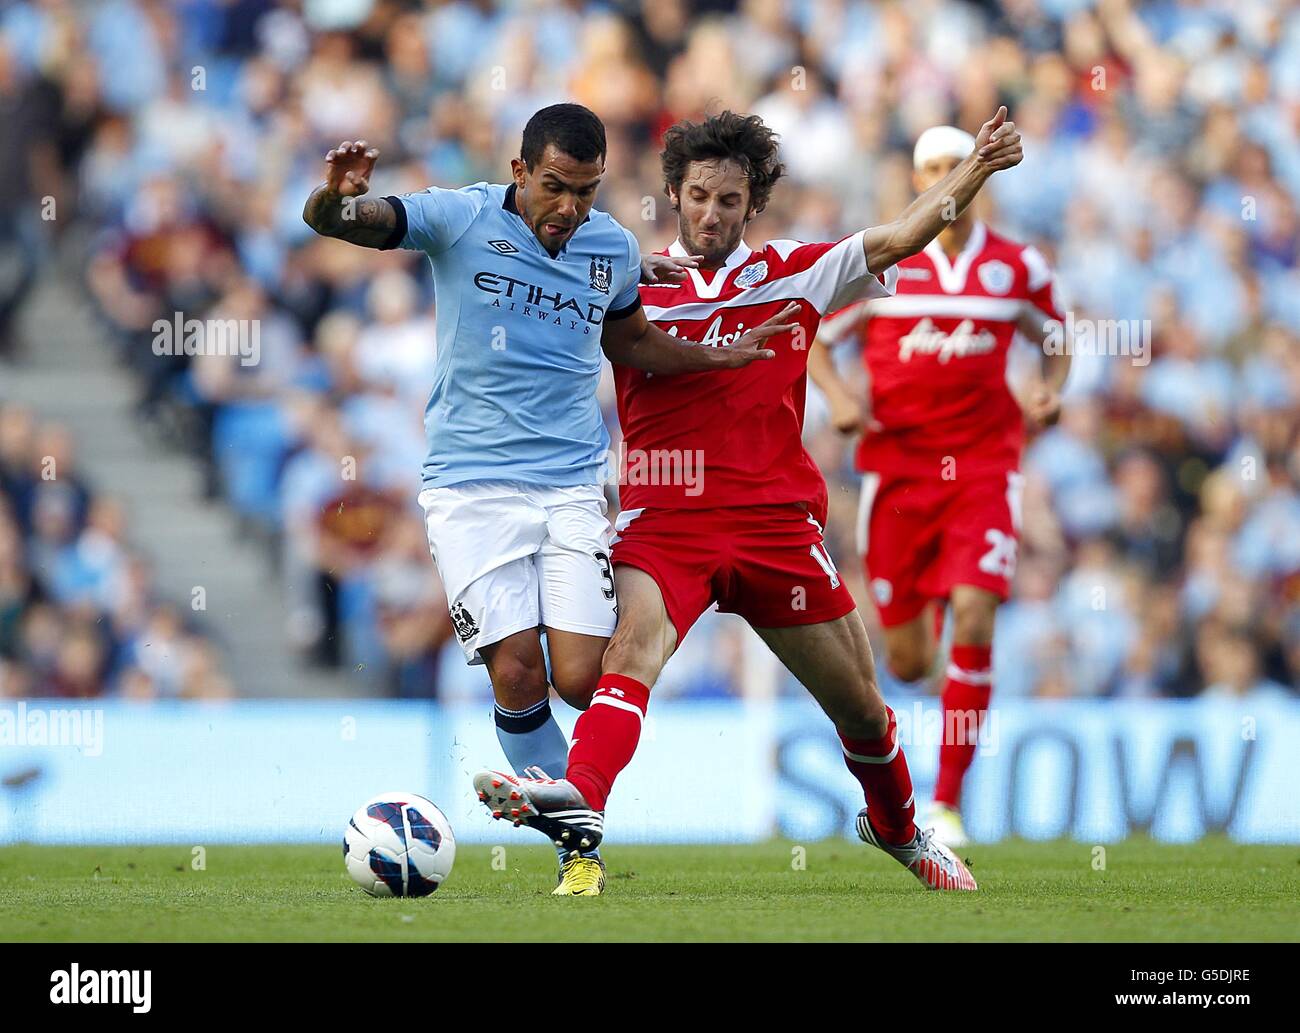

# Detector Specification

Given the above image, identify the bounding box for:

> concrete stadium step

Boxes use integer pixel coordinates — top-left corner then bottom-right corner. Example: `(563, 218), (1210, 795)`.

(5, 271), (369, 700)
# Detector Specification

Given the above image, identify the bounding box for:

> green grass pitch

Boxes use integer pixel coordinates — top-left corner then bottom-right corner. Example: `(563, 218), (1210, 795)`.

(1, 838), (1296, 942)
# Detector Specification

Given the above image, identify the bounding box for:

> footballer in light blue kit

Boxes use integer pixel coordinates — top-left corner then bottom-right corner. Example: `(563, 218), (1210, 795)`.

(303, 104), (796, 894)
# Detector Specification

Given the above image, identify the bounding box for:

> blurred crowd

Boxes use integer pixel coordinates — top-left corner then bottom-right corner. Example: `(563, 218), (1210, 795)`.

(0, 403), (234, 698)
(1, 0), (1297, 700)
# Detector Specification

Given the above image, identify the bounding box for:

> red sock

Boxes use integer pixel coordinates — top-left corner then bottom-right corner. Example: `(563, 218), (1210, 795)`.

(840, 706), (917, 847)
(933, 643), (992, 808)
(565, 673), (650, 810)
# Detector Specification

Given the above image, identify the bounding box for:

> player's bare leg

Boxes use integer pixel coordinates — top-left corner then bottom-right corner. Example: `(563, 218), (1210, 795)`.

(882, 602), (940, 684)
(595, 566), (678, 686)
(544, 627), (608, 710)
(480, 629), (552, 712)
(754, 611), (890, 738)
(928, 584), (998, 847)
(754, 611), (976, 891)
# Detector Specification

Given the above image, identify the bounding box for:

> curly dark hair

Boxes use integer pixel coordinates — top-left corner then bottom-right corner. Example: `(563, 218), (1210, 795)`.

(660, 111), (786, 215)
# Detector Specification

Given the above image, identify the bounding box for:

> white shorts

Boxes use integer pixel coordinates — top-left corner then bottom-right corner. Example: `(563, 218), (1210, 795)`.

(418, 480), (618, 664)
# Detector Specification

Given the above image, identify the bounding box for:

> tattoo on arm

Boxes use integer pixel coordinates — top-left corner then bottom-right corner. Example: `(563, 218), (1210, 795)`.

(302, 187), (398, 249)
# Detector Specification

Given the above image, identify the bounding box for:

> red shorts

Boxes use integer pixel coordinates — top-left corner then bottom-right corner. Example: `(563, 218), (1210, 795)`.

(611, 504), (856, 644)
(856, 467), (1024, 627)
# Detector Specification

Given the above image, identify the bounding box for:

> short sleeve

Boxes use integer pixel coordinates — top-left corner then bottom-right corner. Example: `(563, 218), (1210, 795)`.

(605, 225), (643, 319)
(381, 183), (488, 255)
(767, 232), (897, 315)
(827, 230), (898, 313)
(1020, 245), (1066, 324)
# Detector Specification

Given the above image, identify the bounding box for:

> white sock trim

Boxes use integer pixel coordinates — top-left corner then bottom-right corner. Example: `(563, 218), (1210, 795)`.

(591, 696), (645, 723)
(495, 698), (551, 718)
(842, 738), (899, 764)
(946, 663), (993, 686)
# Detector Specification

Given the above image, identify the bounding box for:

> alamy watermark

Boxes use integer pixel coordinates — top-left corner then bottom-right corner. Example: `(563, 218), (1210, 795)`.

(893, 700), (1000, 755)
(0, 702), (104, 756)
(151, 312), (260, 367)
(50, 965), (150, 1013)
(598, 441), (705, 497)
(1043, 312), (1151, 367)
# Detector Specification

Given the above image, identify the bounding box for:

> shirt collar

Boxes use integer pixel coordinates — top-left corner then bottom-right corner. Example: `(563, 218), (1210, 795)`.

(924, 220), (986, 272)
(668, 238), (754, 298)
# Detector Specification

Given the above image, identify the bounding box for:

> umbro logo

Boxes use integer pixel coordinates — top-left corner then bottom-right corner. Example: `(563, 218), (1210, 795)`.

(487, 239), (518, 255)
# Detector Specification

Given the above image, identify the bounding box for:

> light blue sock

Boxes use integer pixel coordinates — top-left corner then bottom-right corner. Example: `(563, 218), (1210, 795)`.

(493, 698), (600, 863)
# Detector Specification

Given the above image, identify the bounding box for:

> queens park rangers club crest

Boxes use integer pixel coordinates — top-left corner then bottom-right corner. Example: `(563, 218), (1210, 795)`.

(589, 255), (613, 293)
(977, 259), (1014, 295)
(734, 260), (768, 289)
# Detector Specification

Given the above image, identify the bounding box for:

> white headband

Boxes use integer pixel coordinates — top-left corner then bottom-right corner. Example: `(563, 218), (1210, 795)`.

(913, 125), (977, 169)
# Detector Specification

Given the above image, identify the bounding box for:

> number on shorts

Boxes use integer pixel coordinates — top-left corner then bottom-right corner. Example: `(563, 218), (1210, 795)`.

(978, 529), (1018, 579)
(593, 551), (615, 600)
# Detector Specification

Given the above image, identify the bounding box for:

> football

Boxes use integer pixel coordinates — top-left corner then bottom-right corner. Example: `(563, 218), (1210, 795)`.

(343, 793), (456, 897)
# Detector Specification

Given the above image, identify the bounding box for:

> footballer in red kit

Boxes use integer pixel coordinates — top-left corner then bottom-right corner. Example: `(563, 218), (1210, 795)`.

(809, 125), (1072, 848)
(611, 232), (895, 636)
(475, 108), (1025, 893)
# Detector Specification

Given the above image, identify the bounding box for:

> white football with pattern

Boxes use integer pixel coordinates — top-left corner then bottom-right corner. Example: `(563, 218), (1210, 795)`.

(343, 792), (456, 897)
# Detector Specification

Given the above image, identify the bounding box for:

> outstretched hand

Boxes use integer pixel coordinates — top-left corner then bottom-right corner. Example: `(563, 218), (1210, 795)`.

(713, 302), (802, 368)
(325, 139), (380, 197)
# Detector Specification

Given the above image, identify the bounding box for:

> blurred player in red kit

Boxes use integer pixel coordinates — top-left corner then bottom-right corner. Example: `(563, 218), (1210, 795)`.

(807, 125), (1072, 847)
(476, 109), (1025, 892)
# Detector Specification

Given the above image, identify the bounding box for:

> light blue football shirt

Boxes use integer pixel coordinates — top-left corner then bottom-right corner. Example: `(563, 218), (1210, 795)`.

(380, 182), (642, 489)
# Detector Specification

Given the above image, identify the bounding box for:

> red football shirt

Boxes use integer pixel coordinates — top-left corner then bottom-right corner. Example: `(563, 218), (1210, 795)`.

(614, 233), (897, 519)
(820, 222), (1064, 478)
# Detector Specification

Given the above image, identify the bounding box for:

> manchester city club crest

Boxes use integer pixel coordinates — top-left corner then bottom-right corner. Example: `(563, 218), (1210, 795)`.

(449, 602), (479, 643)
(589, 255), (613, 293)
(977, 259), (1014, 295)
